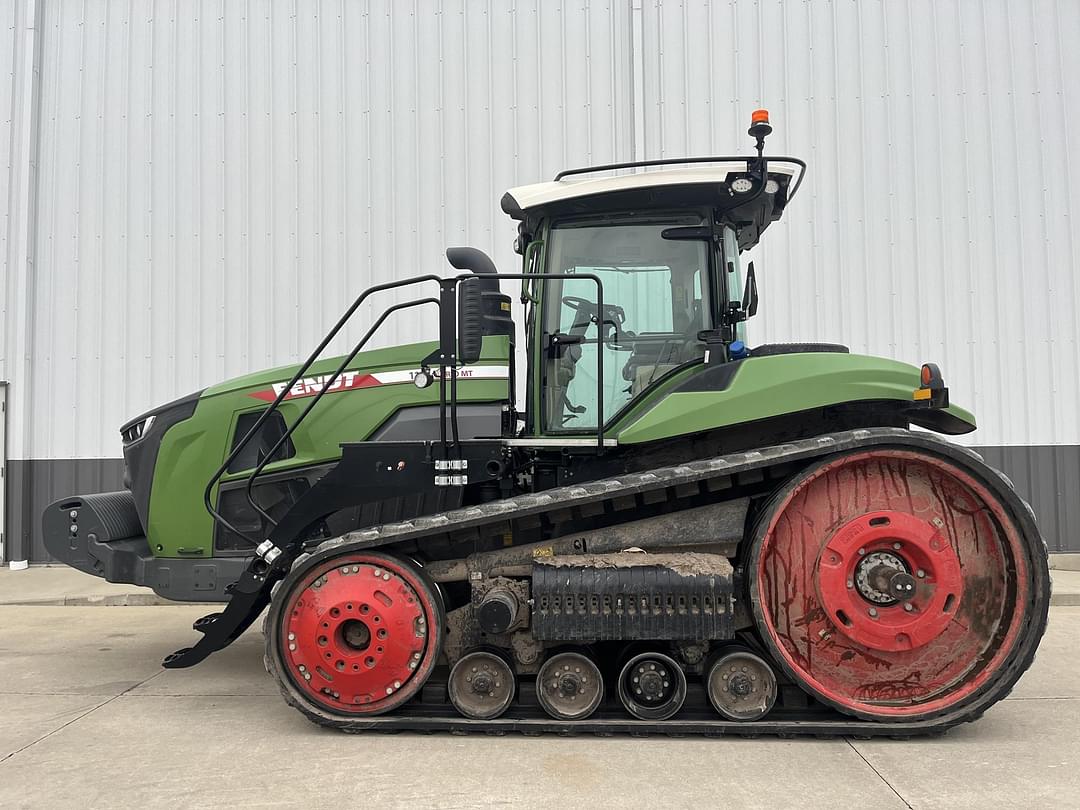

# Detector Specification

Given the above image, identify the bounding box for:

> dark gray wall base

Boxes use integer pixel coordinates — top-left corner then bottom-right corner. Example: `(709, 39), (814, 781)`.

(6, 458), (126, 563)
(5, 444), (1079, 563)
(975, 445), (1079, 554)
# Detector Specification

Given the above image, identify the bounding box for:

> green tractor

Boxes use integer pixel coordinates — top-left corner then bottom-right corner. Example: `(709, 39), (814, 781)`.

(44, 112), (1049, 735)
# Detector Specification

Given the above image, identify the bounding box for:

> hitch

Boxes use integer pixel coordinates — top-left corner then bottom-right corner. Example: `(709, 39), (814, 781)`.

(162, 555), (288, 668)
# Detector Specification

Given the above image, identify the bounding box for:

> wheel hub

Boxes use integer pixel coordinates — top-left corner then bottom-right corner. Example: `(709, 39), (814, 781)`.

(817, 509), (964, 652)
(632, 663), (670, 703)
(729, 672), (752, 697)
(280, 557), (436, 713)
(557, 673), (582, 698)
(340, 618), (372, 650)
(854, 551), (911, 604)
(472, 672), (494, 694)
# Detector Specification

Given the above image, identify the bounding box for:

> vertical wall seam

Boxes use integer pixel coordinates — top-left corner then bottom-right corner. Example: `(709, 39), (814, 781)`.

(629, 0), (644, 160)
(6, 0), (45, 561)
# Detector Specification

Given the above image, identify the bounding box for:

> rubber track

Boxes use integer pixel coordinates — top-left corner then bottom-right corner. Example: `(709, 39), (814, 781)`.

(263, 427), (1050, 738)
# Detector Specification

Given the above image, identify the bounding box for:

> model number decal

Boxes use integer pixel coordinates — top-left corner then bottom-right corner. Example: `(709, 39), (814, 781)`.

(249, 365), (510, 402)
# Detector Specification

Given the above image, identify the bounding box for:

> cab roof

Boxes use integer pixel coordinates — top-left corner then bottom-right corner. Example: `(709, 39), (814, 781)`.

(501, 157), (806, 250)
(501, 158), (804, 220)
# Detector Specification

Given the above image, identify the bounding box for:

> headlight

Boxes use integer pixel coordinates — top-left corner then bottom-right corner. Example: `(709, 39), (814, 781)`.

(121, 415), (155, 445)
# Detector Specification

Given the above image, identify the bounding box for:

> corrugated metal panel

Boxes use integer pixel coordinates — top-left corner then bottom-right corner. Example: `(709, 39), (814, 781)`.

(638, 0), (1080, 449)
(10, 0), (1080, 462)
(976, 444), (1080, 553)
(7, 458), (125, 562)
(4, 0), (1080, 558)
(0, 0), (15, 270)
(2, 0), (42, 478)
(22, 0), (633, 460)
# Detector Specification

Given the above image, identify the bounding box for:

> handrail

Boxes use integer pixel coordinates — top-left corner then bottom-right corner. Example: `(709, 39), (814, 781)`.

(203, 274), (441, 544)
(242, 297), (440, 530)
(205, 270), (607, 548)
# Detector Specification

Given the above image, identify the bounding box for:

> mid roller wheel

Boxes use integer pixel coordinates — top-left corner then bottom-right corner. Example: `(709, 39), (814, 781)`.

(617, 651), (687, 721)
(705, 647), (777, 721)
(749, 446), (1050, 722)
(536, 651), (604, 720)
(268, 551), (443, 717)
(449, 650), (516, 720)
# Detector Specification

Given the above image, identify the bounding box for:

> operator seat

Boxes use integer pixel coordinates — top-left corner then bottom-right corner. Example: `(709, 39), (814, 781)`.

(626, 302), (705, 396)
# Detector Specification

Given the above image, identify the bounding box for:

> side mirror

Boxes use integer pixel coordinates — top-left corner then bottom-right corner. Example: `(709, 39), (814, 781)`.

(458, 278), (484, 364)
(742, 261), (758, 318)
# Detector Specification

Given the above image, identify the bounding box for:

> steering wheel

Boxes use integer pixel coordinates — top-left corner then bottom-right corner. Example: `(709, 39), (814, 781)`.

(561, 296), (634, 350)
(562, 295), (627, 325)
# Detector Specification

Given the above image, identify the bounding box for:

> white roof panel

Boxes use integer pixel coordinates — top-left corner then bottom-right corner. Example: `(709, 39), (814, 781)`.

(504, 162), (799, 215)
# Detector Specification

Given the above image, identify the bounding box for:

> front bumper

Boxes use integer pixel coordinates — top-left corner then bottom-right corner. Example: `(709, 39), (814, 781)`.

(42, 490), (247, 602)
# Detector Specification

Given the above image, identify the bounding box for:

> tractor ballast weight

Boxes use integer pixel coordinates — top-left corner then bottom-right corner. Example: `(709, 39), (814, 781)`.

(43, 112), (1049, 737)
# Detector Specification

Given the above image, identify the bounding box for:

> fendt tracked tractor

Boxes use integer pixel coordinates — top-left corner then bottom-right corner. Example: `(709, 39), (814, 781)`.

(44, 112), (1049, 737)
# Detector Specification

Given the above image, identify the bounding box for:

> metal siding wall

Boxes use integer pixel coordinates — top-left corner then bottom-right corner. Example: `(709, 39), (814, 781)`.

(638, 0), (1080, 449)
(0, 0), (15, 270)
(4, 1), (1079, 558)
(976, 444), (1080, 553)
(2, 0), (41, 471)
(23, 0), (632, 460)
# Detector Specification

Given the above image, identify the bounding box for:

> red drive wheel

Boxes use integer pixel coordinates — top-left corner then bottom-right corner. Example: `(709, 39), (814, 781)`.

(272, 552), (442, 716)
(749, 447), (1045, 722)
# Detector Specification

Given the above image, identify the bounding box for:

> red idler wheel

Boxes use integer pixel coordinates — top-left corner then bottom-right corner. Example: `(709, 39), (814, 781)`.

(749, 447), (1040, 721)
(277, 552), (442, 715)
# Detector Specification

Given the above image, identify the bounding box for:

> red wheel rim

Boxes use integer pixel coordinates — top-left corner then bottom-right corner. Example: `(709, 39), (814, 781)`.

(752, 449), (1030, 719)
(279, 554), (440, 715)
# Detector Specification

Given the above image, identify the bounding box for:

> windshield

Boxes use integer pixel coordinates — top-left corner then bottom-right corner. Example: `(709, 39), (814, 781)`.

(541, 216), (712, 432)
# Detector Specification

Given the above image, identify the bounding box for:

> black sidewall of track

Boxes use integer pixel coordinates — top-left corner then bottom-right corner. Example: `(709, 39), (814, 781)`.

(264, 550), (446, 724)
(747, 443), (1051, 725)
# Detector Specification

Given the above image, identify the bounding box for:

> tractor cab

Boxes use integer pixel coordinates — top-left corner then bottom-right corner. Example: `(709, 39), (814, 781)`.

(502, 149), (805, 433)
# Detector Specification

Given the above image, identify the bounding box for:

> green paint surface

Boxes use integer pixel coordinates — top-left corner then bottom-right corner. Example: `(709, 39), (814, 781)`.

(145, 338), (974, 559)
(613, 353), (976, 444)
(147, 336), (511, 558)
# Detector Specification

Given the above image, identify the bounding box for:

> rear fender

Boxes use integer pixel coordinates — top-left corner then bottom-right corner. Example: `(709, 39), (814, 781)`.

(614, 353), (975, 444)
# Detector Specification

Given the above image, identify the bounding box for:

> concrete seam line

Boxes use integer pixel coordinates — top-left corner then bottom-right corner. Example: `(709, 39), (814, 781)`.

(844, 739), (914, 810)
(0, 669), (167, 764)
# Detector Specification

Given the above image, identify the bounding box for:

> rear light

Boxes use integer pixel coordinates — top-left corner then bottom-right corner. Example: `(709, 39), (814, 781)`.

(913, 363), (948, 405)
(920, 363), (943, 389)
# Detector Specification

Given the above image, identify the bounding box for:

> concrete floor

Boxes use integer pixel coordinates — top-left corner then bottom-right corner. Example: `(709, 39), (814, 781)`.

(0, 606), (1077, 809)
